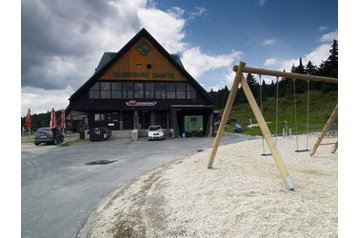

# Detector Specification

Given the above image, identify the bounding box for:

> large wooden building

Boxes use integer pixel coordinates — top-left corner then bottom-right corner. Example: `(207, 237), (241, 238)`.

(67, 28), (214, 137)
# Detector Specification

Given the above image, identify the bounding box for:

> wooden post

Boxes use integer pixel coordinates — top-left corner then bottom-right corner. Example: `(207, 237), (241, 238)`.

(240, 72), (295, 190)
(310, 104), (338, 156)
(207, 62), (245, 169)
(331, 141), (338, 153)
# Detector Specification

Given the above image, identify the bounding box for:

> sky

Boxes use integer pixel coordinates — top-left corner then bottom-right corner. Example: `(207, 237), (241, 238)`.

(21, 0), (338, 116)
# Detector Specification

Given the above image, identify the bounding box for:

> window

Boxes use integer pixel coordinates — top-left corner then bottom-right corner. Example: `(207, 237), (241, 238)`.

(145, 83), (154, 98)
(100, 82), (111, 99)
(147, 64), (152, 69)
(112, 112), (119, 122)
(94, 114), (105, 121)
(155, 83), (166, 99)
(176, 83), (186, 99)
(166, 83), (176, 99)
(112, 82), (122, 98)
(134, 83), (144, 98)
(123, 82), (134, 99)
(187, 83), (196, 99)
(136, 64), (142, 69)
(89, 82), (100, 98)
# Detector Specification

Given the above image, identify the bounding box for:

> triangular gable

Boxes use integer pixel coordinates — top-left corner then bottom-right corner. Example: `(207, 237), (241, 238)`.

(69, 28), (213, 103)
(98, 36), (187, 82)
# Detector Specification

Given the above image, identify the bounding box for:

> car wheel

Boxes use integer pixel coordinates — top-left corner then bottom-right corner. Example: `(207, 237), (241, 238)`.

(34, 142), (39, 146)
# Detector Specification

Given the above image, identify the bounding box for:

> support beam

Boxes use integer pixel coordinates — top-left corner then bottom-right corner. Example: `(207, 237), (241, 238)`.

(243, 65), (338, 84)
(240, 73), (295, 190)
(207, 62), (245, 169)
(331, 141), (338, 153)
(310, 104), (338, 156)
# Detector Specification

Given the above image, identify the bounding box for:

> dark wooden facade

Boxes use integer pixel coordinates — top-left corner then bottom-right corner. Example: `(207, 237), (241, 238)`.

(67, 28), (214, 137)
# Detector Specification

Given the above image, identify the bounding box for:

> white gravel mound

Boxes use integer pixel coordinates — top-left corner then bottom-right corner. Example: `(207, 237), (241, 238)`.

(79, 134), (338, 238)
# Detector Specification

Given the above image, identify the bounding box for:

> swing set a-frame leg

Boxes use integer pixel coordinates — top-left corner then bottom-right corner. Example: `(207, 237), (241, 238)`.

(207, 62), (244, 169)
(207, 62), (296, 190)
(310, 104), (338, 156)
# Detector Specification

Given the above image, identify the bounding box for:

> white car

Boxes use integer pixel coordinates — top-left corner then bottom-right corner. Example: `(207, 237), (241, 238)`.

(147, 125), (165, 140)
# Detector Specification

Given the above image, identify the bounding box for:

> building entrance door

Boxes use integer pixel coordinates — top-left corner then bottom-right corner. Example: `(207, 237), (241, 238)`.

(139, 111), (150, 129)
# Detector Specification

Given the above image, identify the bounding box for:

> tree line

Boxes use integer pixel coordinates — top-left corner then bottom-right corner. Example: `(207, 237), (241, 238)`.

(209, 40), (338, 109)
(21, 110), (63, 131)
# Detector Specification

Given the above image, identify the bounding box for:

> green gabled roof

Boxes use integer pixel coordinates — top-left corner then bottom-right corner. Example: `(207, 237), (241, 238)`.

(69, 28), (213, 103)
(95, 52), (117, 73)
(170, 54), (184, 68)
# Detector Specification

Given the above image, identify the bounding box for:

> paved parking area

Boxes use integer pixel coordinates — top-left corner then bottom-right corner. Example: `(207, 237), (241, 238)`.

(21, 133), (256, 238)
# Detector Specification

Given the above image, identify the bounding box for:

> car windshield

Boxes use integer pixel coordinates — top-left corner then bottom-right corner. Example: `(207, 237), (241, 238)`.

(149, 126), (161, 131)
(36, 128), (53, 135)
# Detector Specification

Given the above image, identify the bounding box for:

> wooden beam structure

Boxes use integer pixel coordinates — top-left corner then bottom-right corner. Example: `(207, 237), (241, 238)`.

(240, 70), (295, 190)
(243, 66), (338, 84)
(331, 141), (338, 153)
(310, 104), (338, 156)
(207, 61), (338, 190)
(207, 62), (245, 169)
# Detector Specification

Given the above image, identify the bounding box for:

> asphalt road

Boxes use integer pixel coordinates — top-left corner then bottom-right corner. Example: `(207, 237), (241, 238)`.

(21, 133), (256, 238)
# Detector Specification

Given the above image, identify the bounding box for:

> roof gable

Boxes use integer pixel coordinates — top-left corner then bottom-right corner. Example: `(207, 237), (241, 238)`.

(69, 28), (212, 102)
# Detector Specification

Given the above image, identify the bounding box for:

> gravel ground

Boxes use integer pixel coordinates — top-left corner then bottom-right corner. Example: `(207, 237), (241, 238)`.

(78, 134), (338, 238)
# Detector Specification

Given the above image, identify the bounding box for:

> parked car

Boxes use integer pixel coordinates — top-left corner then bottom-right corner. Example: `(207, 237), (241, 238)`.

(147, 125), (165, 140)
(87, 127), (112, 141)
(34, 127), (64, 145)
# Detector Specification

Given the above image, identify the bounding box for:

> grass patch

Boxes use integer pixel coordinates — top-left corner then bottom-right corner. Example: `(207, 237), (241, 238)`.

(224, 90), (338, 136)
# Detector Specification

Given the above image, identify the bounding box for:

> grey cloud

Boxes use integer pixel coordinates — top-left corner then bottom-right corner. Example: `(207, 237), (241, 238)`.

(22, 0), (142, 90)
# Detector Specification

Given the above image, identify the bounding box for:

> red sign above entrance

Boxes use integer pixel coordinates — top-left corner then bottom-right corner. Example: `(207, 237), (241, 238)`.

(127, 99), (137, 105)
(126, 101), (157, 107)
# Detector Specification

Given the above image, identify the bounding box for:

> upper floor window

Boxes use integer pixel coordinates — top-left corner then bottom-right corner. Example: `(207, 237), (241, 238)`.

(176, 83), (186, 99)
(134, 83), (144, 98)
(89, 81), (196, 100)
(112, 82), (122, 98)
(123, 82), (134, 99)
(100, 82), (111, 99)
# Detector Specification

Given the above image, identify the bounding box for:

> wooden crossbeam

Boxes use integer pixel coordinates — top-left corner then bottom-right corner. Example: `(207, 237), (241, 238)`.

(243, 66), (338, 84)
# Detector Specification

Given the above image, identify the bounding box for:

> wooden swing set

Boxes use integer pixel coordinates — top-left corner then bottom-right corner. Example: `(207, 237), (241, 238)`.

(207, 61), (338, 190)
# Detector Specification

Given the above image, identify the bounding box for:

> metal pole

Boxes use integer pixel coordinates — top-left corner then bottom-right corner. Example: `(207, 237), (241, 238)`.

(306, 81), (310, 150)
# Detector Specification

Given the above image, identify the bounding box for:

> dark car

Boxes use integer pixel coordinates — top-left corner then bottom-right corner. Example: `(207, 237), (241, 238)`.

(34, 127), (64, 145)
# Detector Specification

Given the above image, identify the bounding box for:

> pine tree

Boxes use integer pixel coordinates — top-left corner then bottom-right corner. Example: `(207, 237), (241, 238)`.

(318, 39), (338, 92)
(305, 60), (321, 90)
(291, 58), (306, 93)
(246, 73), (260, 101)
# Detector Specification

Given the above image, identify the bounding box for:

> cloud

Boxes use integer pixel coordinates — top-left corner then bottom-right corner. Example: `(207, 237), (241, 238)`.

(258, 0), (267, 7)
(262, 30), (336, 71)
(137, 7), (186, 53)
(22, 0), (245, 113)
(189, 6), (207, 19)
(318, 26), (328, 32)
(264, 58), (279, 66)
(167, 6), (185, 18)
(320, 30), (338, 42)
(22, 0), (146, 90)
(263, 43), (331, 71)
(181, 47), (243, 79)
(262, 38), (276, 46)
(21, 86), (75, 115)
